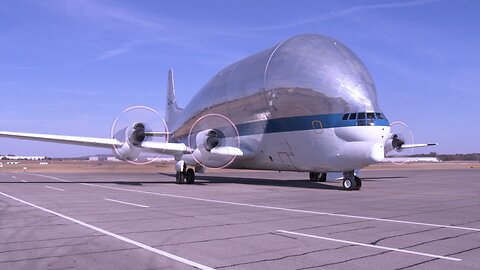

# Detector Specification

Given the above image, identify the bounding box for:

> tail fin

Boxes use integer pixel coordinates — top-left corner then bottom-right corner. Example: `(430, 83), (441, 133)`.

(165, 69), (183, 134)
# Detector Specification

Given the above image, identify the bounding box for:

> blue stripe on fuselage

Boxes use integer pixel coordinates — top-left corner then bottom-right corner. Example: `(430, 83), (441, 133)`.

(236, 113), (389, 136)
(172, 113), (390, 142)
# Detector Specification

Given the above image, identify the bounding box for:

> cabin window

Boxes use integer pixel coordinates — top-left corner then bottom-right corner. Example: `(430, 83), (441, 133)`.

(358, 112), (366, 119)
(348, 113), (357, 120)
(367, 113), (375, 119)
(342, 114), (349, 120)
(376, 113), (384, 119)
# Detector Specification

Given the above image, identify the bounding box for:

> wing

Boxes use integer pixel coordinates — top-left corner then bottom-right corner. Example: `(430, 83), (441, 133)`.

(0, 131), (122, 148)
(400, 143), (438, 149)
(0, 131), (191, 155)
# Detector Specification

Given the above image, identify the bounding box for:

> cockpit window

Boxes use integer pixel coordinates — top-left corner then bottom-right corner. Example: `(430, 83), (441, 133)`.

(376, 113), (384, 119)
(342, 114), (349, 120)
(358, 112), (366, 119)
(348, 113), (357, 120)
(367, 113), (375, 119)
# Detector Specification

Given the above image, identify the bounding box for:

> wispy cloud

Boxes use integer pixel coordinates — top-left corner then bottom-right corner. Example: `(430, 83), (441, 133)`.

(250, 0), (439, 30)
(92, 39), (150, 62)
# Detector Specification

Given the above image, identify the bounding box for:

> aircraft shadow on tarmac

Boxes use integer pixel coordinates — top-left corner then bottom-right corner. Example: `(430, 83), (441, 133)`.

(1, 175), (407, 189)
(156, 173), (407, 190)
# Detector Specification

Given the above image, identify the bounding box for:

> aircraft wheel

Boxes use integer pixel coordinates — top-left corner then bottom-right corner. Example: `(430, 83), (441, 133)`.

(354, 176), (362, 190)
(343, 177), (357, 190)
(175, 171), (185, 184)
(318, 172), (327, 182)
(186, 168), (195, 184)
(309, 172), (318, 181)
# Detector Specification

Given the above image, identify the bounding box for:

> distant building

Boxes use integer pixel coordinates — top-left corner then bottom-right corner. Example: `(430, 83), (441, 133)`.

(89, 156), (99, 161)
(107, 156), (120, 162)
(1, 155), (47, 161)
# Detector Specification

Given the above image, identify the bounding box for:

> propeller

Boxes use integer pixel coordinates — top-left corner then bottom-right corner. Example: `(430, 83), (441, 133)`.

(187, 113), (240, 169)
(110, 105), (169, 165)
(385, 121), (414, 165)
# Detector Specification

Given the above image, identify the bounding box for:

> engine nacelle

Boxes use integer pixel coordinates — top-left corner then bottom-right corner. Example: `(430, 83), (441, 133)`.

(384, 133), (405, 153)
(192, 129), (231, 168)
(112, 122), (148, 161)
(113, 141), (142, 161)
(195, 129), (223, 153)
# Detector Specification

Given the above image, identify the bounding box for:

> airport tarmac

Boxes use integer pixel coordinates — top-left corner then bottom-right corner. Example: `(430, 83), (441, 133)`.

(0, 166), (479, 269)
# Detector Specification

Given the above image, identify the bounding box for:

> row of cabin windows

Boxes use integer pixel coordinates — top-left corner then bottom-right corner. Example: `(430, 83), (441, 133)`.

(342, 112), (385, 121)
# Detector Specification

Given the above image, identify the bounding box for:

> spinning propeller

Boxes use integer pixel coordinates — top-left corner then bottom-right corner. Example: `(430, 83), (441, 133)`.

(187, 113), (241, 169)
(384, 121), (437, 164)
(110, 106), (169, 165)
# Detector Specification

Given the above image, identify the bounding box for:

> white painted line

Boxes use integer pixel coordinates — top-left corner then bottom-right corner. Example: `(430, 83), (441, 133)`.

(277, 230), (461, 262)
(105, 198), (149, 208)
(12, 176), (17, 179)
(26, 173), (480, 233)
(45, 186), (65, 191)
(0, 191), (215, 270)
(20, 180), (28, 183)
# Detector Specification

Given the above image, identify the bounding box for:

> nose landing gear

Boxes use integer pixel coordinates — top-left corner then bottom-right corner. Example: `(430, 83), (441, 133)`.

(342, 171), (362, 190)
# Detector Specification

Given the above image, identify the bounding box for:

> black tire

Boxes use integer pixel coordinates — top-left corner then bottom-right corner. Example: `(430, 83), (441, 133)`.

(309, 172), (316, 181)
(175, 171), (185, 184)
(343, 177), (357, 190)
(186, 168), (195, 184)
(318, 173), (327, 182)
(354, 176), (362, 190)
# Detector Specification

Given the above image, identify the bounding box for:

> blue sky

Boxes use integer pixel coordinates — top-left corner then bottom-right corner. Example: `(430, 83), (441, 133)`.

(0, 0), (478, 156)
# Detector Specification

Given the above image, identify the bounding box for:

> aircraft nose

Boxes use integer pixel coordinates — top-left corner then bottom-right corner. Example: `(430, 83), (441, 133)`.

(370, 142), (385, 163)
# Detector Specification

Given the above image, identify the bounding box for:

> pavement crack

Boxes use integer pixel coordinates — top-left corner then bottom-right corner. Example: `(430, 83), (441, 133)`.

(295, 250), (391, 269)
(401, 231), (478, 249)
(369, 227), (440, 245)
(216, 245), (351, 269)
(328, 226), (374, 235)
(394, 258), (437, 270)
(154, 232), (269, 247)
(0, 247), (137, 263)
(0, 242), (89, 254)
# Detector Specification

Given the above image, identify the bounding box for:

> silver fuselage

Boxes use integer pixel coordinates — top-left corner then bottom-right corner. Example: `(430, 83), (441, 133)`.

(171, 34), (390, 172)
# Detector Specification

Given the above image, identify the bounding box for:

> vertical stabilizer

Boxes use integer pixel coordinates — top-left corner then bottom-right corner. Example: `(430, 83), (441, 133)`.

(165, 69), (183, 134)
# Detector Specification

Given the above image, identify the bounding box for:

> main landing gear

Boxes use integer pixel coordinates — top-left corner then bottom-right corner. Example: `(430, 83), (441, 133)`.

(342, 171), (362, 191)
(309, 172), (326, 182)
(175, 161), (196, 184)
(175, 168), (195, 184)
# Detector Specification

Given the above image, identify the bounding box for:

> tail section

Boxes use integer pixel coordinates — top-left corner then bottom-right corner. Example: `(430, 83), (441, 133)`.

(165, 69), (183, 134)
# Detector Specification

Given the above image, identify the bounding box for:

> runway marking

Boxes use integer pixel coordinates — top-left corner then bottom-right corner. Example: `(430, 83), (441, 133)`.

(277, 230), (462, 262)
(20, 180), (28, 183)
(0, 191), (215, 270)
(105, 198), (149, 208)
(11, 176), (17, 179)
(25, 173), (480, 233)
(45, 186), (65, 191)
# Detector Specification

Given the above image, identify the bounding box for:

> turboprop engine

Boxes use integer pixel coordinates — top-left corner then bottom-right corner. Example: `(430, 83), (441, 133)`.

(113, 122), (148, 161)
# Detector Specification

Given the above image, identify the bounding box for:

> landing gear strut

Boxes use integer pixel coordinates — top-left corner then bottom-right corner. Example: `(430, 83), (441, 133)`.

(342, 171), (362, 191)
(309, 172), (326, 182)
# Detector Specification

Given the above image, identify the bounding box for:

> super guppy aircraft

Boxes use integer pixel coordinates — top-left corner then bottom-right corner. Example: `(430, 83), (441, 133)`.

(0, 34), (436, 190)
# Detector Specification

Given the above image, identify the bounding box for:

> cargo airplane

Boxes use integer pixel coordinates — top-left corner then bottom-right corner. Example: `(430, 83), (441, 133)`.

(0, 34), (436, 190)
